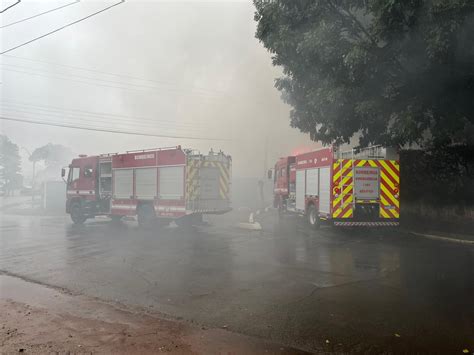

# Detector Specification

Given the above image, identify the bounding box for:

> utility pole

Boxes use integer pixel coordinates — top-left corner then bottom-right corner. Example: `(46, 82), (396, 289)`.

(259, 135), (269, 209)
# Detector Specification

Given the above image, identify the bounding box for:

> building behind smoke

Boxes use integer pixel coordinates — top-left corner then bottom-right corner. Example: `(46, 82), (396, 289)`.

(334, 133), (399, 160)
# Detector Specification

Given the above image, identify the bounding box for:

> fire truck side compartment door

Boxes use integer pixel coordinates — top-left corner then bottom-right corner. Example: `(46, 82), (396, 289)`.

(159, 166), (184, 200)
(319, 167), (330, 213)
(306, 168), (319, 196)
(295, 170), (305, 211)
(135, 168), (157, 200)
(114, 169), (133, 199)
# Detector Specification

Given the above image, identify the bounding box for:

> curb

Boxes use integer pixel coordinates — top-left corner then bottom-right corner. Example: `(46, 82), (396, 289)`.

(410, 232), (474, 245)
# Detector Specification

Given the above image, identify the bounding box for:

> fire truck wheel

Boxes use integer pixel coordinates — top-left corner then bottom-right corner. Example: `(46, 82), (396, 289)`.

(70, 203), (86, 225)
(307, 205), (320, 229)
(137, 204), (156, 229)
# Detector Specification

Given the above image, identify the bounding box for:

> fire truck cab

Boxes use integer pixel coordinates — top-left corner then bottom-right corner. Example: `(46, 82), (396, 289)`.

(63, 146), (232, 227)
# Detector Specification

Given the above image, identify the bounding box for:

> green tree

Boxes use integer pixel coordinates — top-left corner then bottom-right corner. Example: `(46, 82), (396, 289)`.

(0, 135), (23, 195)
(30, 143), (73, 167)
(29, 143), (73, 184)
(254, 0), (474, 149)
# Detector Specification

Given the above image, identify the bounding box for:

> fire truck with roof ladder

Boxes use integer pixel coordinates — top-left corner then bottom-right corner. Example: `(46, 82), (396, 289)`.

(62, 146), (232, 227)
(270, 146), (400, 227)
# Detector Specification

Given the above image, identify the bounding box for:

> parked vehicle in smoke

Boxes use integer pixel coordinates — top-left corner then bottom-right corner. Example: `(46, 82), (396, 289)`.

(62, 146), (232, 227)
(270, 146), (400, 228)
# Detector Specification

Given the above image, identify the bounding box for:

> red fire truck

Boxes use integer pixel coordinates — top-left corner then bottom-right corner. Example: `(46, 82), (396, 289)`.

(62, 146), (232, 227)
(271, 146), (400, 227)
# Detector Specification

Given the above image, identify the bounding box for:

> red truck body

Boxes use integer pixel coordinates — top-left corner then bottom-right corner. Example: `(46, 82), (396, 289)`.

(65, 146), (232, 225)
(273, 147), (400, 227)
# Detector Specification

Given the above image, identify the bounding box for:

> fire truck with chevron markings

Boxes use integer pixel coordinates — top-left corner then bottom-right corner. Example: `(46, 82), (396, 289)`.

(62, 146), (232, 227)
(271, 146), (400, 227)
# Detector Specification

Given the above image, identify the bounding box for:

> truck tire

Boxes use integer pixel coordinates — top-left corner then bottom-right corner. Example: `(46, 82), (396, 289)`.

(70, 202), (86, 225)
(137, 204), (155, 229)
(307, 205), (320, 229)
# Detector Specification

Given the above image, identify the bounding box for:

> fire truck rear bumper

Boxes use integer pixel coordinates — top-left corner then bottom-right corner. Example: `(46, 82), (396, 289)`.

(333, 221), (399, 227)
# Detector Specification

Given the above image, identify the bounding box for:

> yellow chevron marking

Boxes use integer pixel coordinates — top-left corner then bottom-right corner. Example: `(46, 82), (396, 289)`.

(219, 177), (228, 199)
(343, 184), (353, 195)
(332, 163), (339, 180)
(379, 196), (399, 218)
(380, 171), (396, 190)
(381, 183), (399, 207)
(380, 160), (399, 183)
(333, 160), (351, 182)
(341, 173), (353, 186)
(380, 207), (391, 219)
(344, 194), (353, 204)
(333, 184), (353, 209)
(187, 164), (198, 181)
(342, 208), (353, 218)
(356, 160), (367, 167)
(188, 170), (197, 183)
(368, 160), (378, 168)
(341, 160), (353, 174)
(333, 185), (353, 206)
(219, 188), (226, 200)
(217, 164), (230, 184)
(333, 208), (342, 218)
(219, 176), (227, 192)
(380, 194), (391, 207)
(187, 162), (200, 200)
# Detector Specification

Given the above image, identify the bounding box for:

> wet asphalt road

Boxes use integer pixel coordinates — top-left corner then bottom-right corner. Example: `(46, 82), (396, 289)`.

(0, 210), (473, 354)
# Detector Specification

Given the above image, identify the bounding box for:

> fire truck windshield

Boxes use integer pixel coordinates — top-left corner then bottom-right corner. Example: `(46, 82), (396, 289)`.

(68, 167), (80, 185)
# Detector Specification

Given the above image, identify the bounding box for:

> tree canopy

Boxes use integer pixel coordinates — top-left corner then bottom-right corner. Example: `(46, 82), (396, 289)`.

(0, 135), (23, 193)
(254, 0), (474, 149)
(30, 143), (73, 167)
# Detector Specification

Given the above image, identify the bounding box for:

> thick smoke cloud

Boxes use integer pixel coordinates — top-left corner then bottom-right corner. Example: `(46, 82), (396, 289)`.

(1, 1), (317, 179)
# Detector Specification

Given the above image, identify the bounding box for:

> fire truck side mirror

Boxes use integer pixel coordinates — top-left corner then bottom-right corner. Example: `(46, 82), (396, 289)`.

(61, 168), (66, 178)
(267, 169), (273, 179)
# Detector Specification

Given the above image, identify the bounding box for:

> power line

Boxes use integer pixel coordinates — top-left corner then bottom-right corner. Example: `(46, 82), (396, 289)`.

(0, 99), (220, 127)
(0, 0), (125, 55)
(0, 0), (20, 13)
(0, 105), (211, 133)
(1, 67), (228, 103)
(1, 0), (80, 29)
(0, 115), (231, 141)
(0, 63), (223, 99)
(3, 54), (227, 96)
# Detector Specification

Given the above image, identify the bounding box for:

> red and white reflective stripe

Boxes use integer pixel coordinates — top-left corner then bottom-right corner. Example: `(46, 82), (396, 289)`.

(333, 221), (399, 227)
(156, 205), (186, 212)
(67, 190), (95, 195)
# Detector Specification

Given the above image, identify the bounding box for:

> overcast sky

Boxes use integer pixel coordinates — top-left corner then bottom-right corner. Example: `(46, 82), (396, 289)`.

(0, 0), (318, 179)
